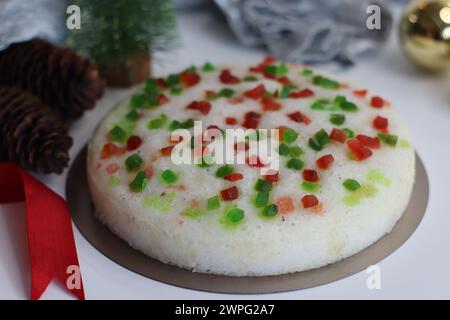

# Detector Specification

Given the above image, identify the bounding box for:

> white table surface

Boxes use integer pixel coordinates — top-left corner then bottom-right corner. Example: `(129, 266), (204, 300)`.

(1, 8), (450, 300)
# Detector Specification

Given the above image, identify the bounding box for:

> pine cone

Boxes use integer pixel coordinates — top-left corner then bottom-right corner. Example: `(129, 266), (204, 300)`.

(0, 85), (73, 174)
(0, 38), (105, 120)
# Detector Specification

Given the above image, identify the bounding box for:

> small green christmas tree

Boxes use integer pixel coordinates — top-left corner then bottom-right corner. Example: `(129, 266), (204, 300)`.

(66, 0), (176, 87)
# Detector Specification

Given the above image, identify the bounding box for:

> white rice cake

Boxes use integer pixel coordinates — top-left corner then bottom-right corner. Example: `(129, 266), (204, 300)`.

(87, 59), (415, 276)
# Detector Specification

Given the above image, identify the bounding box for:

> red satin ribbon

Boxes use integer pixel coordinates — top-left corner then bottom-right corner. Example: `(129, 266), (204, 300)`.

(0, 162), (84, 300)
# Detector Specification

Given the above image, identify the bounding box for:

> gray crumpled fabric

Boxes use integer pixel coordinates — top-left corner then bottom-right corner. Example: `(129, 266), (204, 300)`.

(214, 0), (394, 66)
(0, 0), (66, 51)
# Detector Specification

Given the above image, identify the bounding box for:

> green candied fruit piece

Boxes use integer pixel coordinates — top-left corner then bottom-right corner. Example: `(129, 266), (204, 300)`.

(378, 133), (398, 146)
(125, 153), (143, 171)
(197, 156), (214, 168)
(315, 129), (329, 146)
(333, 95), (358, 112)
(160, 169), (178, 184)
(301, 182), (321, 193)
(334, 95), (346, 105)
(207, 195), (221, 211)
(302, 69), (313, 77)
(170, 86), (183, 96)
(169, 118), (195, 131)
(399, 139), (411, 148)
(218, 88), (235, 98)
(202, 62), (215, 72)
(243, 75), (258, 82)
(144, 78), (157, 91)
(309, 129), (329, 151)
(264, 65), (277, 75)
(215, 165), (234, 178)
(313, 75), (340, 89)
(176, 120), (190, 131)
(343, 193), (361, 207)
(329, 114), (346, 126)
(254, 179), (272, 192)
(311, 99), (329, 110)
(343, 128), (355, 139)
(147, 114), (168, 129)
(262, 204), (278, 217)
(226, 208), (245, 223)
(289, 145), (304, 158)
(367, 169), (391, 187)
(109, 125), (127, 142)
(340, 101), (358, 112)
(130, 93), (147, 109)
(142, 192), (176, 212)
(182, 207), (204, 219)
(278, 143), (290, 156)
(125, 109), (139, 122)
(283, 128), (298, 144)
(129, 171), (148, 192)
(107, 176), (120, 187)
(166, 74), (180, 86)
(275, 63), (288, 76)
(279, 85), (292, 98)
(286, 158), (304, 171)
(255, 191), (270, 208)
(343, 179), (361, 191)
(308, 138), (321, 151)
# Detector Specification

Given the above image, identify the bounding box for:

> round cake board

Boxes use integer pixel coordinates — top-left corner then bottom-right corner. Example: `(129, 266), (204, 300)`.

(66, 147), (428, 294)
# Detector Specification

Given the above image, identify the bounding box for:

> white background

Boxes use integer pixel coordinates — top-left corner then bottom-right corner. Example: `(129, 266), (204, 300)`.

(1, 7), (450, 300)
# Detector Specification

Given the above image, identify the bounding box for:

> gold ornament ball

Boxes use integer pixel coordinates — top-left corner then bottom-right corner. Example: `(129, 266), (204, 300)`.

(399, 0), (450, 71)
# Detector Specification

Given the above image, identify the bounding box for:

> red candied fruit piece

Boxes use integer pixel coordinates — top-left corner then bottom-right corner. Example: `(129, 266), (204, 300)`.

(276, 196), (295, 214)
(276, 125), (288, 141)
(144, 166), (153, 180)
(244, 84), (266, 100)
(156, 78), (168, 88)
(243, 111), (261, 129)
(356, 134), (380, 149)
(261, 96), (282, 111)
(289, 88), (315, 98)
(370, 96), (384, 108)
(204, 90), (217, 99)
(249, 56), (276, 73)
(303, 169), (319, 182)
(277, 76), (291, 85)
(225, 117), (238, 125)
(353, 89), (367, 97)
(329, 128), (347, 143)
(234, 142), (249, 152)
(101, 142), (118, 159)
(347, 139), (373, 161)
(186, 100), (212, 115)
(126, 135), (142, 151)
(316, 154), (334, 170)
(287, 111), (311, 125)
(219, 69), (240, 84)
(158, 94), (169, 105)
(160, 145), (174, 156)
(301, 195), (319, 209)
(106, 163), (120, 175)
(263, 172), (279, 183)
(229, 96), (245, 104)
(373, 116), (388, 130)
(224, 173), (244, 182)
(246, 155), (265, 168)
(220, 186), (239, 201)
(180, 71), (201, 87)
